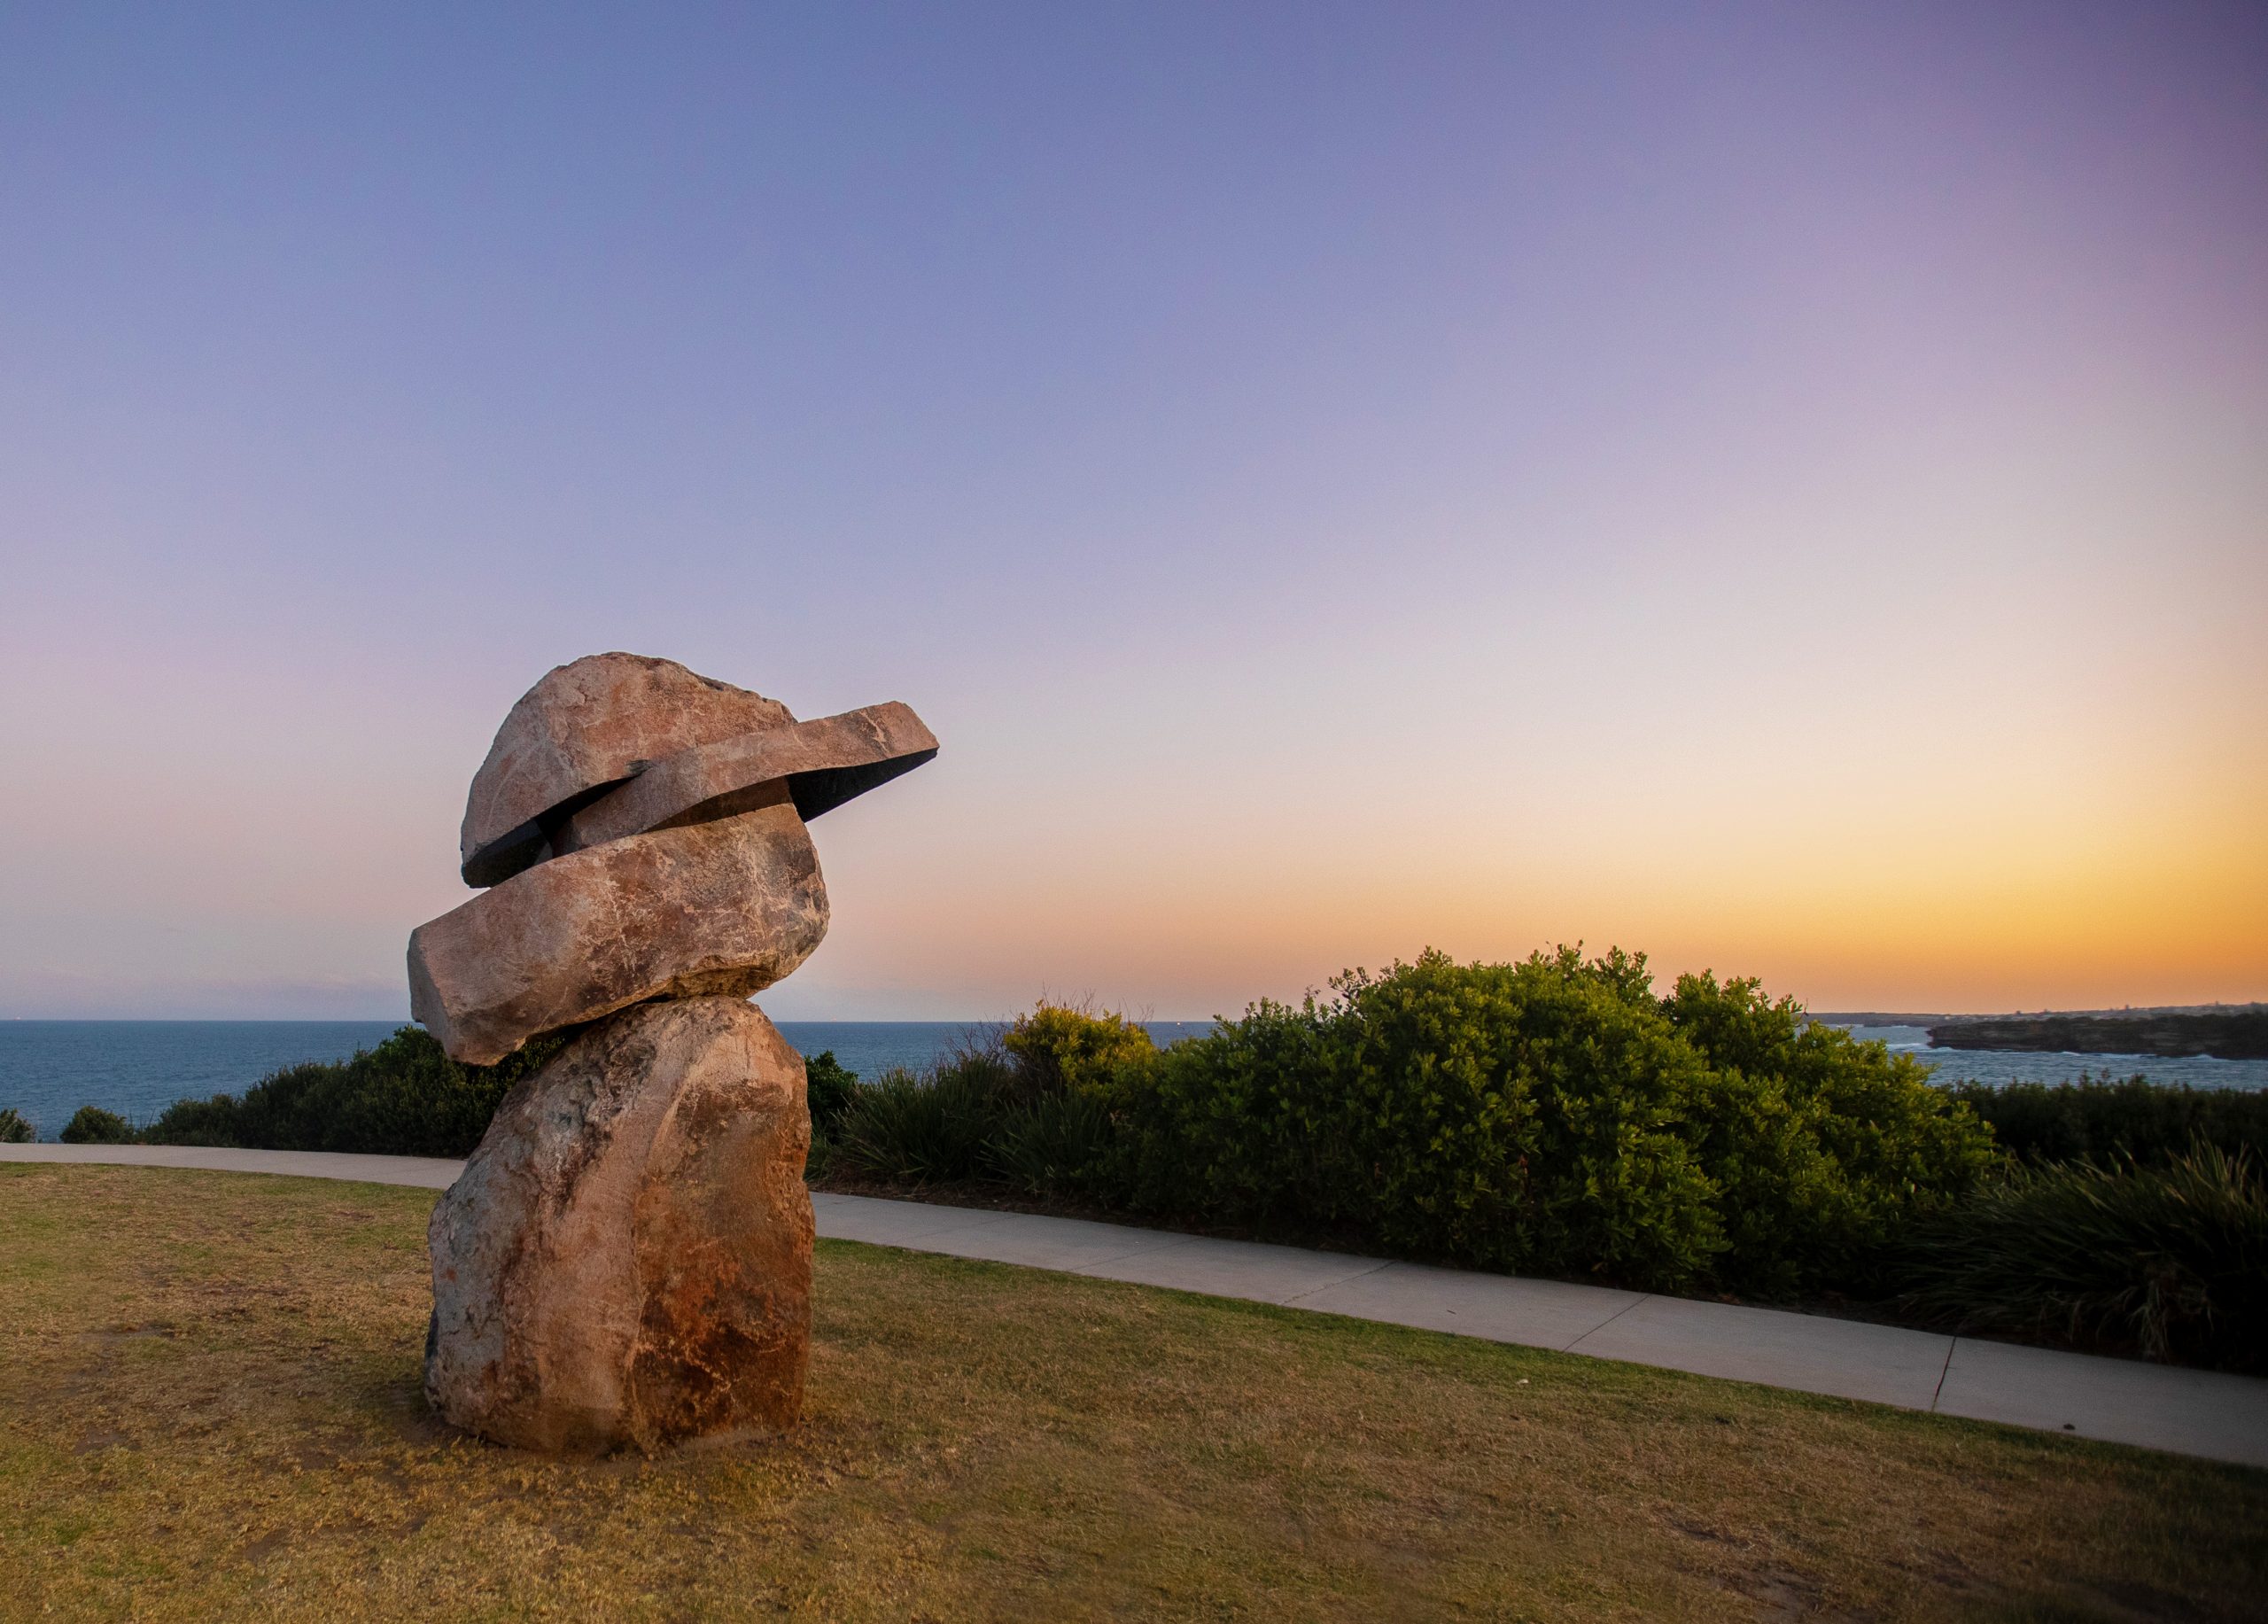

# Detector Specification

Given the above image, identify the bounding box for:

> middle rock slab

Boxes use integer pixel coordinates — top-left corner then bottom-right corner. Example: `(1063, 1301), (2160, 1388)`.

(409, 794), (827, 1067)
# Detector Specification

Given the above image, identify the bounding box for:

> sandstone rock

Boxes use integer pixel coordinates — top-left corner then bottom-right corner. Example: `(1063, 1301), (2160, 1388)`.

(461, 653), (798, 887)
(412, 649), (936, 1452)
(553, 701), (938, 859)
(409, 799), (827, 1066)
(425, 997), (813, 1453)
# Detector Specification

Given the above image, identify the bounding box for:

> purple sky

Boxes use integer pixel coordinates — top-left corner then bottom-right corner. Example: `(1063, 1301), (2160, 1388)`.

(4, 3), (2263, 1020)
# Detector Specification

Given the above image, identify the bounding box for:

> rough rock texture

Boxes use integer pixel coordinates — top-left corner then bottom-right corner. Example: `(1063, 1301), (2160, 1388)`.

(554, 701), (939, 859)
(413, 650), (935, 1451)
(409, 799), (827, 1066)
(461, 653), (798, 887)
(425, 997), (813, 1453)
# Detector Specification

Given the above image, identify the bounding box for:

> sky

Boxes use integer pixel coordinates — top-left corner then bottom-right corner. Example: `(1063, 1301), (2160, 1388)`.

(2, 2), (2263, 1022)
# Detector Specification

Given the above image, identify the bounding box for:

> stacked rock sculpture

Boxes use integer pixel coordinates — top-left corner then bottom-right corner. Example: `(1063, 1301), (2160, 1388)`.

(412, 653), (935, 1452)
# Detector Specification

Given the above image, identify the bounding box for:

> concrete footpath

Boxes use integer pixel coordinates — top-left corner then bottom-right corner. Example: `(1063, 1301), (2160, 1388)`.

(9, 1142), (2267, 1470)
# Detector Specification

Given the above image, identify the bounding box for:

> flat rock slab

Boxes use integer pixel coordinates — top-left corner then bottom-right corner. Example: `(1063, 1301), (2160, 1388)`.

(555, 702), (937, 858)
(461, 653), (797, 887)
(425, 997), (814, 1454)
(409, 801), (827, 1066)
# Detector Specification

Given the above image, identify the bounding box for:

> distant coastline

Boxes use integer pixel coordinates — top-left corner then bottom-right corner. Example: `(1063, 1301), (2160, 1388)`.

(1815, 1006), (2268, 1064)
(1924, 1009), (2268, 1062)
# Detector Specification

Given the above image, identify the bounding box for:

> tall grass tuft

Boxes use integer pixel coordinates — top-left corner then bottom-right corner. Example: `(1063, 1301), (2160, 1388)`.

(1941, 1075), (2267, 1167)
(983, 1091), (1118, 1197)
(1897, 1141), (2268, 1372)
(828, 1053), (1016, 1185)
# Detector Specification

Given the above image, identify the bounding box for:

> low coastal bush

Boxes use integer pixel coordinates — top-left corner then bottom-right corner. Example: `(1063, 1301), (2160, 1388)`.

(828, 1048), (1026, 1185)
(0, 1106), (36, 1144)
(1942, 1075), (2268, 1167)
(827, 1014), (1143, 1193)
(59, 1106), (136, 1145)
(803, 1050), (859, 1138)
(827, 952), (1997, 1298)
(1897, 1142), (2267, 1372)
(144, 1027), (568, 1158)
(1105, 950), (1992, 1294)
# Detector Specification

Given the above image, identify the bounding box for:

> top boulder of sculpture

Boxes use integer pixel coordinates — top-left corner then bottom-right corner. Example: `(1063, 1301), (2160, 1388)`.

(409, 653), (936, 1064)
(458, 652), (936, 887)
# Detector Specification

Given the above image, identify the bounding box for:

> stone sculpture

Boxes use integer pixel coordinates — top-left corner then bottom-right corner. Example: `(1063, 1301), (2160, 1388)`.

(413, 653), (935, 1452)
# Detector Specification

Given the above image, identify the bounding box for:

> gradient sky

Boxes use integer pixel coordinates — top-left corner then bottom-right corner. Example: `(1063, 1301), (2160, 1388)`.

(3, 2), (2263, 1022)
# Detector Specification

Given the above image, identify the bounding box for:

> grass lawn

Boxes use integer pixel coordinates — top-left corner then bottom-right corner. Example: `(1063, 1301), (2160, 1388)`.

(4, 1166), (2263, 1622)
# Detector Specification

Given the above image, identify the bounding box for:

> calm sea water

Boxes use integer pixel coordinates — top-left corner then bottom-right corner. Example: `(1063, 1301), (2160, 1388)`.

(1820, 1023), (2268, 1092)
(0, 1019), (1219, 1141)
(3, 1017), (2256, 1144)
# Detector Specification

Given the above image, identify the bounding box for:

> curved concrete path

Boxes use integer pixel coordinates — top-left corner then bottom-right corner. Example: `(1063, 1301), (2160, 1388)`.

(8, 1143), (2266, 1470)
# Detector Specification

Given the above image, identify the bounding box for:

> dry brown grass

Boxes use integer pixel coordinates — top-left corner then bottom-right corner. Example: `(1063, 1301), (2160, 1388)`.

(2, 1164), (2262, 1622)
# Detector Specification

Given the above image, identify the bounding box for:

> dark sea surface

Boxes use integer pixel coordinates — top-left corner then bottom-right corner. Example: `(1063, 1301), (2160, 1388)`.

(4, 1017), (2258, 1144)
(0, 1019), (1220, 1140)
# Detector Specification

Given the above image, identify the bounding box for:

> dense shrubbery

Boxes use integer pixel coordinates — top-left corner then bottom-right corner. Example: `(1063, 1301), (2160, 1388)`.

(144, 1026), (569, 1158)
(59, 1106), (136, 1144)
(0, 1107), (33, 1144)
(815, 955), (2264, 1371)
(828, 951), (1996, 1297)
(1104, 951), (1992, 1294)
(1942, 1075), (2267, 1166)
(803, 1050), (859, 1138)
(1896, 1143), (2267, 1371)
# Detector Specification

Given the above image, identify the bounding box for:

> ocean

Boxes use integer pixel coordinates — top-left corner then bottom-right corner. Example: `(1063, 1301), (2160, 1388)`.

(1, 1017), (2258, 1144)
(1818, 1023), (2268, 1092)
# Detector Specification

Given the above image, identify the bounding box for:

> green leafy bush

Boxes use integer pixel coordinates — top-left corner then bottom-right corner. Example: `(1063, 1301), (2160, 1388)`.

(1941, 1075), (2268, 1167)
(1897, 1142), (2267, 1372)
(59, 1106), (136, 1145)
(1107, 950), (1993, 1294)
(0, 1106), (37, 1144)
(144, 1026), (568, 1158)
(1662, 974), (1999, 1293)
(1002, 1005), (1156, 1100)
(803, 1050), (859, 1137)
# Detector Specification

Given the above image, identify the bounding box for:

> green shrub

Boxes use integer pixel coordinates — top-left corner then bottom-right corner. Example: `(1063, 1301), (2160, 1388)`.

(59, 1106), (136, 1145)
(803, 1050), (859, 1136)
(0, 1107), (35, 1144)
(1942, 1075), (2268, 1167)
(144, 1026), (569, 1158)
(1003, 1004), (1157, 1100)
(1897, 1143), (2267, 1372)
(137, 1094), (241, 1147)
(1109, 949), (1713, 1286)
(1663, 974), (1999, 1294)
(1107, 949), (1993, 1294)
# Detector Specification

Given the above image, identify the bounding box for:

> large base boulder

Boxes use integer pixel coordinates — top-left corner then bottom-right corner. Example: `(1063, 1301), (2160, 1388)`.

(425, 997), (813, 1453)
